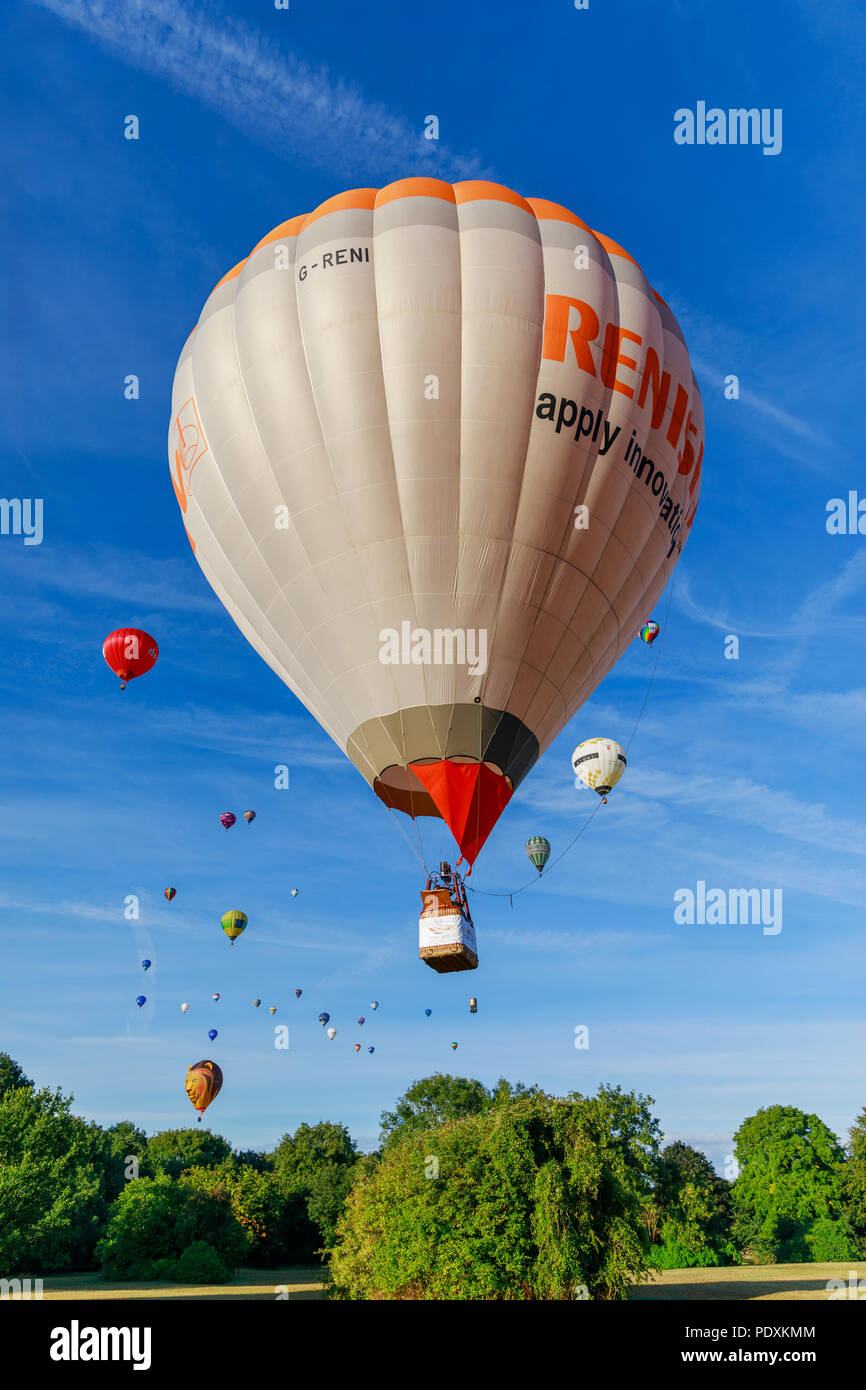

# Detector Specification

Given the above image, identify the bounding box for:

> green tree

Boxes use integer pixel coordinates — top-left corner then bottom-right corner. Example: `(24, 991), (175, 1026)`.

(379, 1073), (495, 1149)
(146, 1128), (232, 1180)
(0, 1085), (111, 1273)
(274, 1121), (359, 1253)
(841, 1107), (866, 1247)
(95, 1173), (247, 1281)
(649, 1142), (735, 1268)
(732, 1105), (846, 1260)
(330, 1084), (660, 1300)
(103, 1121), (153, 1200)
(0, 1052), (32, 1100)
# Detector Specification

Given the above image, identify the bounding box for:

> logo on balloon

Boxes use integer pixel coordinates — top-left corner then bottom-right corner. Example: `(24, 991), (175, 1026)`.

(171, 397), (209, 514)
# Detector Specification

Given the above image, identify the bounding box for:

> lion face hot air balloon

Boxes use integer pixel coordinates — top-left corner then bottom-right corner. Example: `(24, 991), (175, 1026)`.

(640, 620), (660, 645)
(170, 181), (702, 872)
(572, 737), (626, 803)
(221, 909), (247, 944)
(526, 836), (550, 873)
(103, 628), (159, 690)
(185, 1058), (223, 1122)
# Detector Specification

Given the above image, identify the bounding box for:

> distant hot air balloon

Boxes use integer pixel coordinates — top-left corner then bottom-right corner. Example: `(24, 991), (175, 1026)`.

(219, 812), (236, 831)
(136, 995), (146, 1008)
(243, 810), (256, 823)
(208, 1028), (218, 1041)
(169, 184), (703, 887)
(451, 1042), (458, 1050)
(370, 1001), (379, 1011)
(291, 889), (299, 898)
(212, 993), (221, 1002)
(185, 1059), (223, 1122)
(221, 909), (248, 945)
(640, 620), (660, 646)
(103, 628), (159, 690)
(164, 887), (176, 901)
(368, 1047), (375, 1054)
(294, 989), (303, 998)
(424, 1008), (432, 1017)
(469, 998), (477, 1014)
(572, 738), (627, 804)
(253, 998), (261, 1008)
(526, 836), (550, 873)
(354, 1043), (361, 1052)
(141, 959), (151, 972)
(268, 1006), (277, 1015)
(318, 1013), (330, 1027)
(181, 1002), (190, 1014)
(326, 1027), (337, 1040)
(357, 1017), (365, 1026)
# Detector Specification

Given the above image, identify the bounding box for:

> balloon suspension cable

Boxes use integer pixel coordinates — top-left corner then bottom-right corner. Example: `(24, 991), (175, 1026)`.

(466, 559), (681, 901)
(386, 805), (429, 877)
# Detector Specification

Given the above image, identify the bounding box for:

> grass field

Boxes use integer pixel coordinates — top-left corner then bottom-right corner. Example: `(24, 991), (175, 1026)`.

(17, 1262), (866, 1300)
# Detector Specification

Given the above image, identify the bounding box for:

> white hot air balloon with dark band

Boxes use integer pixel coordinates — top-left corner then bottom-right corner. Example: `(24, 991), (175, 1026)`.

(572, 738), (627, 804)
(169, 179), (703, 967)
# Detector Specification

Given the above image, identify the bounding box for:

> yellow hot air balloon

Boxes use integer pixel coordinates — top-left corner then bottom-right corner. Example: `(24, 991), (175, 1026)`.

(221, 909), (247, 944)
(170, 180), (703, 876)
(184, 1059), (223, 1122)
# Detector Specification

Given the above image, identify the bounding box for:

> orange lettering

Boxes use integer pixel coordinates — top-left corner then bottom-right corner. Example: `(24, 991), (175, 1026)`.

(601, 324), (642, 398)
(542, 294), (599, 375)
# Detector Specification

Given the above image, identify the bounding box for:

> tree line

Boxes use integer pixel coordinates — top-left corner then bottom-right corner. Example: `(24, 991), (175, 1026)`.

(1, 1053), (865, 1298)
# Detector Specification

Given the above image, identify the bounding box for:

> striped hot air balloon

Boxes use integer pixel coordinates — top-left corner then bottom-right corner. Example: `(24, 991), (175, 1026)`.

(526, 836), (551, 873)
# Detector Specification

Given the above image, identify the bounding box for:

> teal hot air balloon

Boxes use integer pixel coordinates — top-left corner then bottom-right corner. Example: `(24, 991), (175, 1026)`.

(526, 836), (551, 873)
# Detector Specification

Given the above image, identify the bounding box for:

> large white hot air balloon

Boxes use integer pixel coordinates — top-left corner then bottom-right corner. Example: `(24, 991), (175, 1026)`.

(572, 737), (627, 803)
(169, 179), (703, 869)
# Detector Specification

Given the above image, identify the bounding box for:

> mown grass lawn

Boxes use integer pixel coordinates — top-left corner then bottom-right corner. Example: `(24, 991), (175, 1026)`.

(631, 1262), (866, 1301)
(32, 1267), (326, 1300)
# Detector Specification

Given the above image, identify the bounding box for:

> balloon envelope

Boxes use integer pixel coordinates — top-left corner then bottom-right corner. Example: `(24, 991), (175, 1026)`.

(294, 989), (303, 998)
(354, 1043), (361, 1052)
(326, 1027), (337, 1040)
(185, 1059), (223, 1120)
(208, 1028), (218, 1041)
(424, 1008), (432, 1017)
(103, 628), (159, 688)
(269, 1006), (277, 1015)
(526, 836), (550, 873)
(640, 620), (660, 645)
(291, 889), (299, 897)
(253, 998), (261, 1008)
(572, 738), (626, 799)
(141, 959), (151, 971)
(212, 993), (220, 1001)
(318, 1013), (330, 1026)
(243, 809), (256, 823)
(136, 996), (146, 1008)
(219, 812), (236, 830)
(170, 183), (703, 869)
(370, 1001), (379, 1011)
(357, 1017), (365, 1026)
(221, 909), (248, 943)
(181, 1002), (189, 1013)
(368, 1047), (375, 1054)
(451, 1042), (458, 1050)
(164, 887), (176, 901)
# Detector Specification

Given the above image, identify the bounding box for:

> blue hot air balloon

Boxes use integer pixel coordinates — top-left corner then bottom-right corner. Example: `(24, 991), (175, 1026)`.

(136, 996), (146, 1008)
(368, 1046), (375, 1054)
(141, 959), (151, 972)
(318, 1012), (330, 1027)
(370, 1001), (379, 1011)
(208, 1028), (218, 1041)
(424, 1008), (432, 1017)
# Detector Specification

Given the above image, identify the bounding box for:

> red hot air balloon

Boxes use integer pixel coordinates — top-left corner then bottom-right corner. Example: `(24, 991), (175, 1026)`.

(164, 887), (176, 901)
(219, 813), (236, 831)
(103, 629), (159, 690)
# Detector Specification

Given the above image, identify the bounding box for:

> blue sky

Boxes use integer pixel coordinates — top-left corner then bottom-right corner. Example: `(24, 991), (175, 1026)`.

(1, 0), (865, 1165)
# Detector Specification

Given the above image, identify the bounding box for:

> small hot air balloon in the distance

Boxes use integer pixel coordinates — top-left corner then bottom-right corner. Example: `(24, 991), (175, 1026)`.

(294, 989), (303, 999)
(368, 1047), (375, 1054)
(357, 1017), (365, 1026)
(219, 812), (236, 831)
(291, 889), (299, 898)
(136, 995), (146, 1009)
(243, 810), (256, 824)
(208, 1028), (218, 1041)
(212, 993), (221, 1002)
(318, 1013), (330, 1027)
(424, 1008), (432, 1017)
(640, 620), (660, 646)
(354, 1043), (361, 1053)
(268, 1006), (277, 1015)
(326, 1027), (337, 1040)
(572, 738), (627, 805)
(181, 1002), (190, 1014)
(164, 887), (176, 901)
(451, 1041), (458, 1050)
(370, 1001), (379, 1011)
(526, 836), (550, 874)
(141, 959), (151, 972)
(103, 628), (159, 690)
(253, 999), (261, 1008)
(469, 998), (477, 1014)
(185, 1059), (223, 1123)
(221, 909), (247, 945)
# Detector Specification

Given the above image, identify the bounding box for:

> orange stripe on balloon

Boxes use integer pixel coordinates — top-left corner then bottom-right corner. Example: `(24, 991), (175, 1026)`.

(525, 197), (589, 230)
(375, 178), (456, 207)
(252, 215), (308, 253)
(454, 181), (534, 215)
(300, 188), (378, 232)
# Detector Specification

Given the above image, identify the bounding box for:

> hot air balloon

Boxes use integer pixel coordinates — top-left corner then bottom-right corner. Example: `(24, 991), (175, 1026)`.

(141, 959), (151, 972)
(294, 989), (303, 998)
(318, 1013), (330, 1027)
(326, 1027), (337, 1040)
(268, 1006), (277, 1015)
(368, 1047), (375, 1054)
(357, 1017), (365, 1026)
(164, 887), (176, 901)
(526, 836), (550, 873)
(136, 995), (146, 1008)
(169, 180), (703, 963)
(219, 812), (236, 831)
(253, 998), (261, 1008)
(181, 1002), (190, 1014)
(370, 1001), (379, 1011)
(185, 1059), (223, 1122)
(469, 998), (477, 1014)
(354, 1043), (361, 1052)
(424, 1008), (432, 1017)
(221, 909), (248, 944)
(291, 889), (299, 898)
(572, 738), (627, 804)
(208, 1028), (218, 1041)
(212, 993), (221, 1002)
(640, 620), (660, 646)
(103, 628), (159, 690)
(451, 1042), (458, 1050)
(243, 809), (256, 823)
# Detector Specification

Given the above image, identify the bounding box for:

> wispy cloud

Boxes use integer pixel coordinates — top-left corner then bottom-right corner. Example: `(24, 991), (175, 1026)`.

(33, 0), (488, 184)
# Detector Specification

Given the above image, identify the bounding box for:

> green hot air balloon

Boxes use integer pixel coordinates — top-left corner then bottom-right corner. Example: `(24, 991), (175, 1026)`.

(526, 836), (551, 873)
(221, 909), (248, 944)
